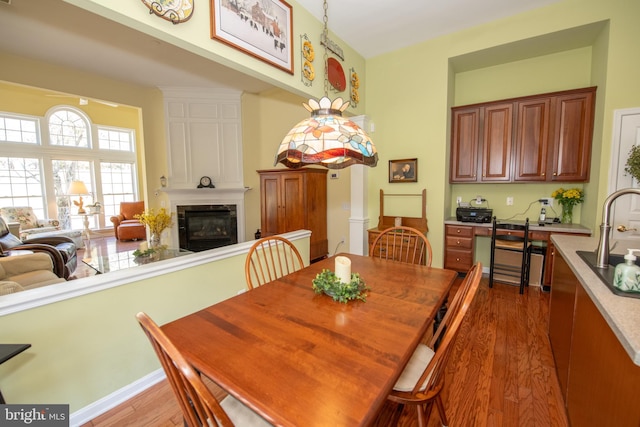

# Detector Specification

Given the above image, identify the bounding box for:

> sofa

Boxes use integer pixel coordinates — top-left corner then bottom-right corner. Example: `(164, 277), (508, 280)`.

(0, 217), (77, 279)
(0, 252), (66, 295)
(0, 206), (83, 248)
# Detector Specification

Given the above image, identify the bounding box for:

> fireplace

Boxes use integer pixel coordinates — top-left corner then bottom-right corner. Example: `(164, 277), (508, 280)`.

(177, 205), (238, 252)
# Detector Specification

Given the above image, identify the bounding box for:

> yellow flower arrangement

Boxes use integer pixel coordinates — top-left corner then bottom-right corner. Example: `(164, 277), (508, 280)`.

(551, 187), (585, 207)
(134, 208), (173, 235)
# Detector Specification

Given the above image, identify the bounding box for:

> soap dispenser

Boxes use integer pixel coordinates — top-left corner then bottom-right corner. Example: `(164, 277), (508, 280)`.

(613, 249), (640, 292)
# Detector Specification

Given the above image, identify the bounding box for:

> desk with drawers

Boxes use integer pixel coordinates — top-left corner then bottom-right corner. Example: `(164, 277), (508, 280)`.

(444, 219), (591, 288)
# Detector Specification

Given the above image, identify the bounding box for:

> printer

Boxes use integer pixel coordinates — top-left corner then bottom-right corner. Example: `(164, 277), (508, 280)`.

(456, 207), (493, 223)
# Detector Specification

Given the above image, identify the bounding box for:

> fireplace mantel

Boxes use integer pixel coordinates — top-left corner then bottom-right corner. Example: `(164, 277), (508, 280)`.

(160, 187), (250, 198)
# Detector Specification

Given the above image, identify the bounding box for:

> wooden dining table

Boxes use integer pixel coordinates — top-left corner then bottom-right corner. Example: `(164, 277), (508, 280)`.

(162, 254), (457, 427)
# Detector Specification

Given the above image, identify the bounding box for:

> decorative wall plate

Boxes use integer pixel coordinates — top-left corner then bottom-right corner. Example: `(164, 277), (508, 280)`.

(327, 57), (346, 92)
(141, 0), (194, 24)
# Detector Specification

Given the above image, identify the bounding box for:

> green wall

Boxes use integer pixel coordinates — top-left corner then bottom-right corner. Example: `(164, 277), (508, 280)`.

(365, 0), (640, 268)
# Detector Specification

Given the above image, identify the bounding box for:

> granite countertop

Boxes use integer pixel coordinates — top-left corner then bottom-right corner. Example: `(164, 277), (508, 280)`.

(444, 218), (591, 234)
(552, 234), (640, 365)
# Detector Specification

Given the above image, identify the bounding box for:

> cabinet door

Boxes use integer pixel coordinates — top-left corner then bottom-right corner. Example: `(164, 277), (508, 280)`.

(548, 253), (577, 403)
(450, 107), (480, 182)
(279, 173), (305, 233)
(260, 174), (282, 236)
(481, 103), (513, 181)
(551, 90), (595, 181)
(514, 98), (551, 181)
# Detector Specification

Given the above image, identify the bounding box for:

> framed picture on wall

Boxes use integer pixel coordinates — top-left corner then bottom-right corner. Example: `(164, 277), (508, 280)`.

(389, 158), (418, 183)
(210, 0), (294, 74)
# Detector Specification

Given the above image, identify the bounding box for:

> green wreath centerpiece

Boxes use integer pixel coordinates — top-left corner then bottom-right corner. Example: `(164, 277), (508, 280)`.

(312, 269), (370, 303)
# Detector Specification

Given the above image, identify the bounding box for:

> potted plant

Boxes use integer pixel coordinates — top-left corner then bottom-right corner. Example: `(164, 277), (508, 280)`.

(624, 145), (640, 182)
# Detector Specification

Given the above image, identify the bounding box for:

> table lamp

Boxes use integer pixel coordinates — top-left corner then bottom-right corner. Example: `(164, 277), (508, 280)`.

(67, 180), (90, 214)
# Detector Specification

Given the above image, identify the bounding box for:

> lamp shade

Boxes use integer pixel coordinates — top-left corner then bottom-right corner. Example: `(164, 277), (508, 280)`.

(275, 97), (378, 169)
(67, 180), (89, 195)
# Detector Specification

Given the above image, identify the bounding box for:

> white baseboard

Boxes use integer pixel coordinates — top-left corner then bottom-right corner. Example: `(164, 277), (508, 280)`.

(70, 369), (165, 427)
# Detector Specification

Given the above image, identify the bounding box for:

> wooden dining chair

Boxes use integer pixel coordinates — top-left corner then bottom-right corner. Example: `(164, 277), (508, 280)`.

(136, 312), (272, 427)
(387, 262), (483, 427)
(369, 226), (432, 266)
(489, 216), (531, 294)
(245, 236), (305, 290)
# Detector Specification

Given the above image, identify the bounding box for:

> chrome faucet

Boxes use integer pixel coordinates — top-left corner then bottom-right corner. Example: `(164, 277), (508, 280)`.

(595, 188), (640, 268)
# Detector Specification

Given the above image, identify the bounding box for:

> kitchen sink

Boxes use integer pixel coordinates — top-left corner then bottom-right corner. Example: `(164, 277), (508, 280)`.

(576, 250), (640, 299)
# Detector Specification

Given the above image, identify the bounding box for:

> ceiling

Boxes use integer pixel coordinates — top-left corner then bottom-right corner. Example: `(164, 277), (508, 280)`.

(0, 0), (564, 95)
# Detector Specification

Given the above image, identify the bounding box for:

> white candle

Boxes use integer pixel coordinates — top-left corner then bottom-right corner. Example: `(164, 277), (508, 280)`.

(335, 256), (352, 284)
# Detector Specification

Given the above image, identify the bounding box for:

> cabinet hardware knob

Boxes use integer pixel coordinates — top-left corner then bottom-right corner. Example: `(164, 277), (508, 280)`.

(553, 172), (557, 176)
(542, 173), (545, 176)
(456, 240), (461, 245)
(456, 258), (461, 261)
(456, 229), (461, 233)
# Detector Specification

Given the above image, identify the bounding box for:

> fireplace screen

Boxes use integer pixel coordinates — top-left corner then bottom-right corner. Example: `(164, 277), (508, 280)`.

(177, 205), (237, 251)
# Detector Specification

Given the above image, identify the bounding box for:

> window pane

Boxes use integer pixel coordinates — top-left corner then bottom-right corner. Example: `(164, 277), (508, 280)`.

(0, 116), (39, 144)
(101, 162), (136, 219)
(52, 160), (93, 229)
(98, 127), (134, 152)
(0, 156), (46, 218)
(49, 110), (89, 147)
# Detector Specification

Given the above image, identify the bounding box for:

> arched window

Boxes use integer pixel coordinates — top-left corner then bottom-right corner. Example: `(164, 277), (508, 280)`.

(0, 105), (138, 231)
(48, 107), (90, 148)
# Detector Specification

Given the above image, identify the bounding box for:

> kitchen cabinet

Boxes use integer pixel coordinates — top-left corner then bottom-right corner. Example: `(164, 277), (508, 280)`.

(450, 103), (512, 182)
(549, 252), (640, 426)
(513, 97), (551, 181)
(548, 253), (577, 401)
(450, 87), (596, 183)
(551, 90), (595, 181)
(258, 168), (328, 261)
(443, 224), (475, 271)
(450, 107), (480, 182)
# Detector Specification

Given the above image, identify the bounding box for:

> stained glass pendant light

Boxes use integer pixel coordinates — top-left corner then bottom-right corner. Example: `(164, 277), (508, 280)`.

(275, 96), (377, 169)
(274, 0), (378, 170)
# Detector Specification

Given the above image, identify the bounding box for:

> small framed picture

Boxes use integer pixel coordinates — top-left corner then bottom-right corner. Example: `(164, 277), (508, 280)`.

(389, 158), (418, 183)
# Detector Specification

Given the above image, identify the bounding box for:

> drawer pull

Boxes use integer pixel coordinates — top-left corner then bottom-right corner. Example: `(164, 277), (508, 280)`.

(456, 258), (461, 261)
(456, 240), (461, 245)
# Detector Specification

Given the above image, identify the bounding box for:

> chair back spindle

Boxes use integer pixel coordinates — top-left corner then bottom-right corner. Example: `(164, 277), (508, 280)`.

(370, 226), (432, 266)
(245, 236), (304, 289)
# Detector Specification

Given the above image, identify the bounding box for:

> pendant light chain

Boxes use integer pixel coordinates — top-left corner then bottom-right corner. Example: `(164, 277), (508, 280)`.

(322, 0), (329, 97)
(273, 0), (378, 170)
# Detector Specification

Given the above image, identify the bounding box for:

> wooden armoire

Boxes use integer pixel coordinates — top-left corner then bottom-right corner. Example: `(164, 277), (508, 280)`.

(257, 168), (328, 261)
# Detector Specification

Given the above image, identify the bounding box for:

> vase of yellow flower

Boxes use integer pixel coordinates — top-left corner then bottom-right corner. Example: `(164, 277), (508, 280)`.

(551, 188), (585, 224)
(134, 208), (174, 248)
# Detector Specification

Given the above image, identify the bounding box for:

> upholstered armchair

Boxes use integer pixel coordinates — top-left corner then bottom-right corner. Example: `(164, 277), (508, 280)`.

(110, 201), (146, 241)
(0, 206), (83, 247)
(0, 217), (77, 279)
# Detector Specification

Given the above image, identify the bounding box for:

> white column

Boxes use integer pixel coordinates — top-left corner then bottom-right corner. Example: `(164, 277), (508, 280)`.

(349, 115), (373, 255)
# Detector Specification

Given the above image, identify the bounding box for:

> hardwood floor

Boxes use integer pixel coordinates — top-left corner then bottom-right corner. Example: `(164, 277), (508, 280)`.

(80, 276), (569, 427)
